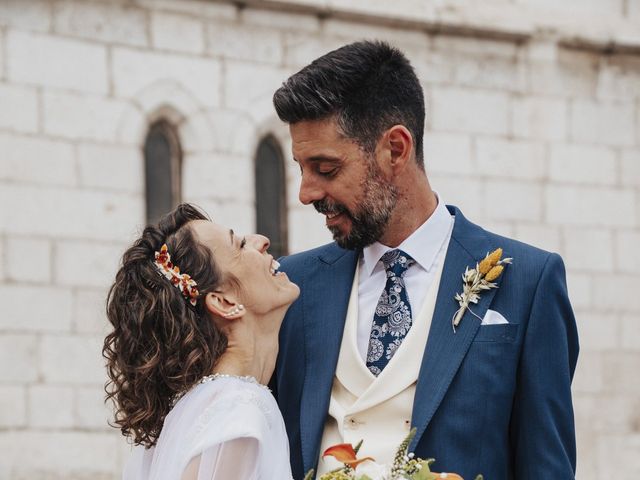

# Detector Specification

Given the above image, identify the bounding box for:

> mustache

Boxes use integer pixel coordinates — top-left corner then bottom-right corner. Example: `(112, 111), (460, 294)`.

(313, 199), (349, 217)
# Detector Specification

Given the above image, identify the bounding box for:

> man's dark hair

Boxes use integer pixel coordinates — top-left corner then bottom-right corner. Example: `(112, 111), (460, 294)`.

(273, 40), (425, 167)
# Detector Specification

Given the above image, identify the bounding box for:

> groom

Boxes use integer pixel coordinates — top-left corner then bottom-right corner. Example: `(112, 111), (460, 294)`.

(272, 41), (578, 479)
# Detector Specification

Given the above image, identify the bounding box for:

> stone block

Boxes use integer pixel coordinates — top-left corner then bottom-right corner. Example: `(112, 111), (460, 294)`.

(0, 284), (72, 333)
(206, 22), (283, 65)
(511, 96), (568, 141)
(0, 385), (26, 427)
(135, 0), (237, 20)
(7, 30), (108, 94)
(452, 56), (525, 92)
(223, 61), (290, 123)
(596, 56), (640, 101)
(151, 12), (204, 54)
(112, 47), (221, 108)
(572, 351), (603, 394)
(528, 49), (598, 98)
(0, 133), (76, 186)
(545, 185), (636, 228)
(620, 149), (640, 188)
(596, 433), (640, 478)
(53, 1), (148, 47)
(576, 311), (619, 351)
(423, 132), (473, 175)
(514, 224), (561, 253)
(74, 288), (109, 335)
(615, 231), (640, 274)
(562, 227), (614, 273)
(205, 109), (259, 156)
(0, 184), (144, 241)
(40, 334), (106, 385)
(484, 179), (542, 222)
(429, 174), (485, 221)
(75, 386), (113, 429)
(621, 314), (640, 350)
(184, 198), (255, 236)
(574, 394), (640, 434)
(183, 152), (254, 201)
(6, 237), (52, 283)
(0, 84), (38, 133)
(240, 8), (321, 33)
(433, 35), (518, 59)
(0, 334), (38, 382)
(603, 352), (640, 393)
(570, 99), (635, 147)
(43, 91), (131, 142)
(54, 241), (123, 289)
(28, 385), (74, 428)
(288, 206), (333, 254)
(283, 32), (354, 69)
(0, 431), (119, 473)
(566, 271), (592, 310)
(77, 143), (143, 193)
(593, 274), (638, 312)
(549, 144), (617, 185)
(430, 87), (509, 135)
(475, 138), (545, 180)
(0, 0), (52, 32)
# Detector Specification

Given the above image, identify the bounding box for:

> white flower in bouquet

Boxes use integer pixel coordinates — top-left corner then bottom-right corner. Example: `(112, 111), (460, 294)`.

(354, 460), (391, 480)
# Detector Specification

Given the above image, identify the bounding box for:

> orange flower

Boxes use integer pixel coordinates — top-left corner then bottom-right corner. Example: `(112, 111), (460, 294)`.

(485, 265), (504, 282)
(322, 443), (375, 468)
(478, 248), (503, 275)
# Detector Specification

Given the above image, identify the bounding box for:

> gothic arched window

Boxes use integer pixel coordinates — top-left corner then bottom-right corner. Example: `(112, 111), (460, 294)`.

(255, 136), (288, 258)
(144, 120), (182, 225)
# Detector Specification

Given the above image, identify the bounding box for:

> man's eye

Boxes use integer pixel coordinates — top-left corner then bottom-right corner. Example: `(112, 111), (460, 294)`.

(240, 237), (246, 249)
(318, 167), (338, 177)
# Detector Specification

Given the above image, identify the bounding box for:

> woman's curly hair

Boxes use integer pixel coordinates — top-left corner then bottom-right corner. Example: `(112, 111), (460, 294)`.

(103, 203), (228, 447)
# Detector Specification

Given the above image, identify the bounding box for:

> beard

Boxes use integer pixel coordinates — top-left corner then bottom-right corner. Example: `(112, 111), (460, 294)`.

(313, 162), (398, 250)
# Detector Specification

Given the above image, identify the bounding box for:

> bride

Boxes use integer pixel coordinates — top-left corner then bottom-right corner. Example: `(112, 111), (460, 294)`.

(103, 203), (299, 479)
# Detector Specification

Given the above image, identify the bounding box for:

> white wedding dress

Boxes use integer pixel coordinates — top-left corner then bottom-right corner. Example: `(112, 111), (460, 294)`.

(123, 376), (293, 480)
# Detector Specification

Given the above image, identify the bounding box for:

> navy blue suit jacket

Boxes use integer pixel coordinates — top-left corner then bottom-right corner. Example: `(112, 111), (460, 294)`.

(274, 206), (579, 479)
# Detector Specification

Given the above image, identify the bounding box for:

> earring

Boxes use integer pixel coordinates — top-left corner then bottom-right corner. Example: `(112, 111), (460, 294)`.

(223, 304), (245, 318)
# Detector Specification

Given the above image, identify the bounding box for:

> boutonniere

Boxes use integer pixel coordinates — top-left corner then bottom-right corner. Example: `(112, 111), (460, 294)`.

(452, 248), (512, 331)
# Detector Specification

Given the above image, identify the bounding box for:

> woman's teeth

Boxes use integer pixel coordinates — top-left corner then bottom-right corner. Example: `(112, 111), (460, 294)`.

(270, 260), (281, 276)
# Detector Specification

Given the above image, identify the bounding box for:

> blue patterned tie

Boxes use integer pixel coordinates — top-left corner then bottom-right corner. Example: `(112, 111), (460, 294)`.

(366, 249), (416, 376)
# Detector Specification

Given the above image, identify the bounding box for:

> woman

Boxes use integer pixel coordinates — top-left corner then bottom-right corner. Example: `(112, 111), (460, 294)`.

(103, 203), (299, 479)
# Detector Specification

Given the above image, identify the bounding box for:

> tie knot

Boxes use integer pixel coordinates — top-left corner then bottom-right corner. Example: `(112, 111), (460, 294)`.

(380, 249), (415, 277)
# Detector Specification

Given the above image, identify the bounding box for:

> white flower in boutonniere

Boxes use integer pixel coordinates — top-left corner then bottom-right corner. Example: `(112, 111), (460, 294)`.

(452, 248), (512, 331)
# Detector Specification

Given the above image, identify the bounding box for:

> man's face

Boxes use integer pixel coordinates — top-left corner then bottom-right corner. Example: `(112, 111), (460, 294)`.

(290, 118), (398, 250)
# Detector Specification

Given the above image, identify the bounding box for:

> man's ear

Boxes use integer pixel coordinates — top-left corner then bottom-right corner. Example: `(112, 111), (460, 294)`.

(386, 125), (413, 172)
(204, 291), (245, 319)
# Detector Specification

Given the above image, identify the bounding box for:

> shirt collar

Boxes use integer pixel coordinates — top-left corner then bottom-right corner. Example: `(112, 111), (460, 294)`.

(361, 193), (453, 278)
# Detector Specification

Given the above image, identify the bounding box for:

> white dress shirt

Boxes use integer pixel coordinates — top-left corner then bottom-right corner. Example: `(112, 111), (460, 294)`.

(356, 195), (454, 361)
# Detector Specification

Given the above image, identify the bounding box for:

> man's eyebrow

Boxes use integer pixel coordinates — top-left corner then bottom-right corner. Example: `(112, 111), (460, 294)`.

(292, 155), (342, 163)
(229, 229), (234, 246)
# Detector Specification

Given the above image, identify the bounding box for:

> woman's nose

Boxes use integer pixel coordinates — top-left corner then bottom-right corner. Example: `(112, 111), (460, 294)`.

(247, 234), (270, 253)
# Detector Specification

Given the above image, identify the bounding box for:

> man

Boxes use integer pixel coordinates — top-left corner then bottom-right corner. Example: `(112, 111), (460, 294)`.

(271, 40), (578, 479)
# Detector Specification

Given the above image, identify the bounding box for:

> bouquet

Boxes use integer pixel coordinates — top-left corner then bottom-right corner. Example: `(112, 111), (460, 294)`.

(304, 428), (482, 480)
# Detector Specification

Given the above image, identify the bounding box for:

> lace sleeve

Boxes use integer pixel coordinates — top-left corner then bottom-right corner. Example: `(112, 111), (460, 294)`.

(181, 437), (260, 480)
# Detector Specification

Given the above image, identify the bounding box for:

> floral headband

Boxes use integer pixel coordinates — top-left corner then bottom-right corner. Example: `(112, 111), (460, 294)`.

(153, 244), (199, 306)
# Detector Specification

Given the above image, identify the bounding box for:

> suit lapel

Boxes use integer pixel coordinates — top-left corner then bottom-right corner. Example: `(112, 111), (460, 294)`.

(410, 206), (505, 450)
(300, 245), (359, 473)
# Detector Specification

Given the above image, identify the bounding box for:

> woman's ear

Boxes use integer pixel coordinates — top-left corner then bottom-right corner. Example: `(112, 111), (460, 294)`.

(204, 291), (245, 320)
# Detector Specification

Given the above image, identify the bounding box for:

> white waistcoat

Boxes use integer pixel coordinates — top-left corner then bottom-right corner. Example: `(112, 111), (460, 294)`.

(317, 260), (445, 474)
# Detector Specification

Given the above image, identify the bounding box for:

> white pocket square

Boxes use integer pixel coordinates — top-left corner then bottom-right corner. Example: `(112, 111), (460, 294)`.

(481, 309), (509, 325)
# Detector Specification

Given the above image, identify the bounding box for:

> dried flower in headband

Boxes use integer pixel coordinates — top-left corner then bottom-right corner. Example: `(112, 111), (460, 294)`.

(153, 244), (199, 306)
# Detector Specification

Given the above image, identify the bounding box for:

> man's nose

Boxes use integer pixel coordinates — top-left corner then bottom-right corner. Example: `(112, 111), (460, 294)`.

(298, 174), (324, 205)
(247, 234), (270, 253)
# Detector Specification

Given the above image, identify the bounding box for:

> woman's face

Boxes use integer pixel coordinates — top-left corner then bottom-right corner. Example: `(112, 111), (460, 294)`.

(191, 220), (300, 314)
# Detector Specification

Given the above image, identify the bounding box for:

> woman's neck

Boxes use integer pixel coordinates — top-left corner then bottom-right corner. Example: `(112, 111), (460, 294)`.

(212, 311), (282, 385)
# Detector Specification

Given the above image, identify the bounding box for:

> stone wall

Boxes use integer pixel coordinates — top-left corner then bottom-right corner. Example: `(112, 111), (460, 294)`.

(0, 0), (638, 478)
